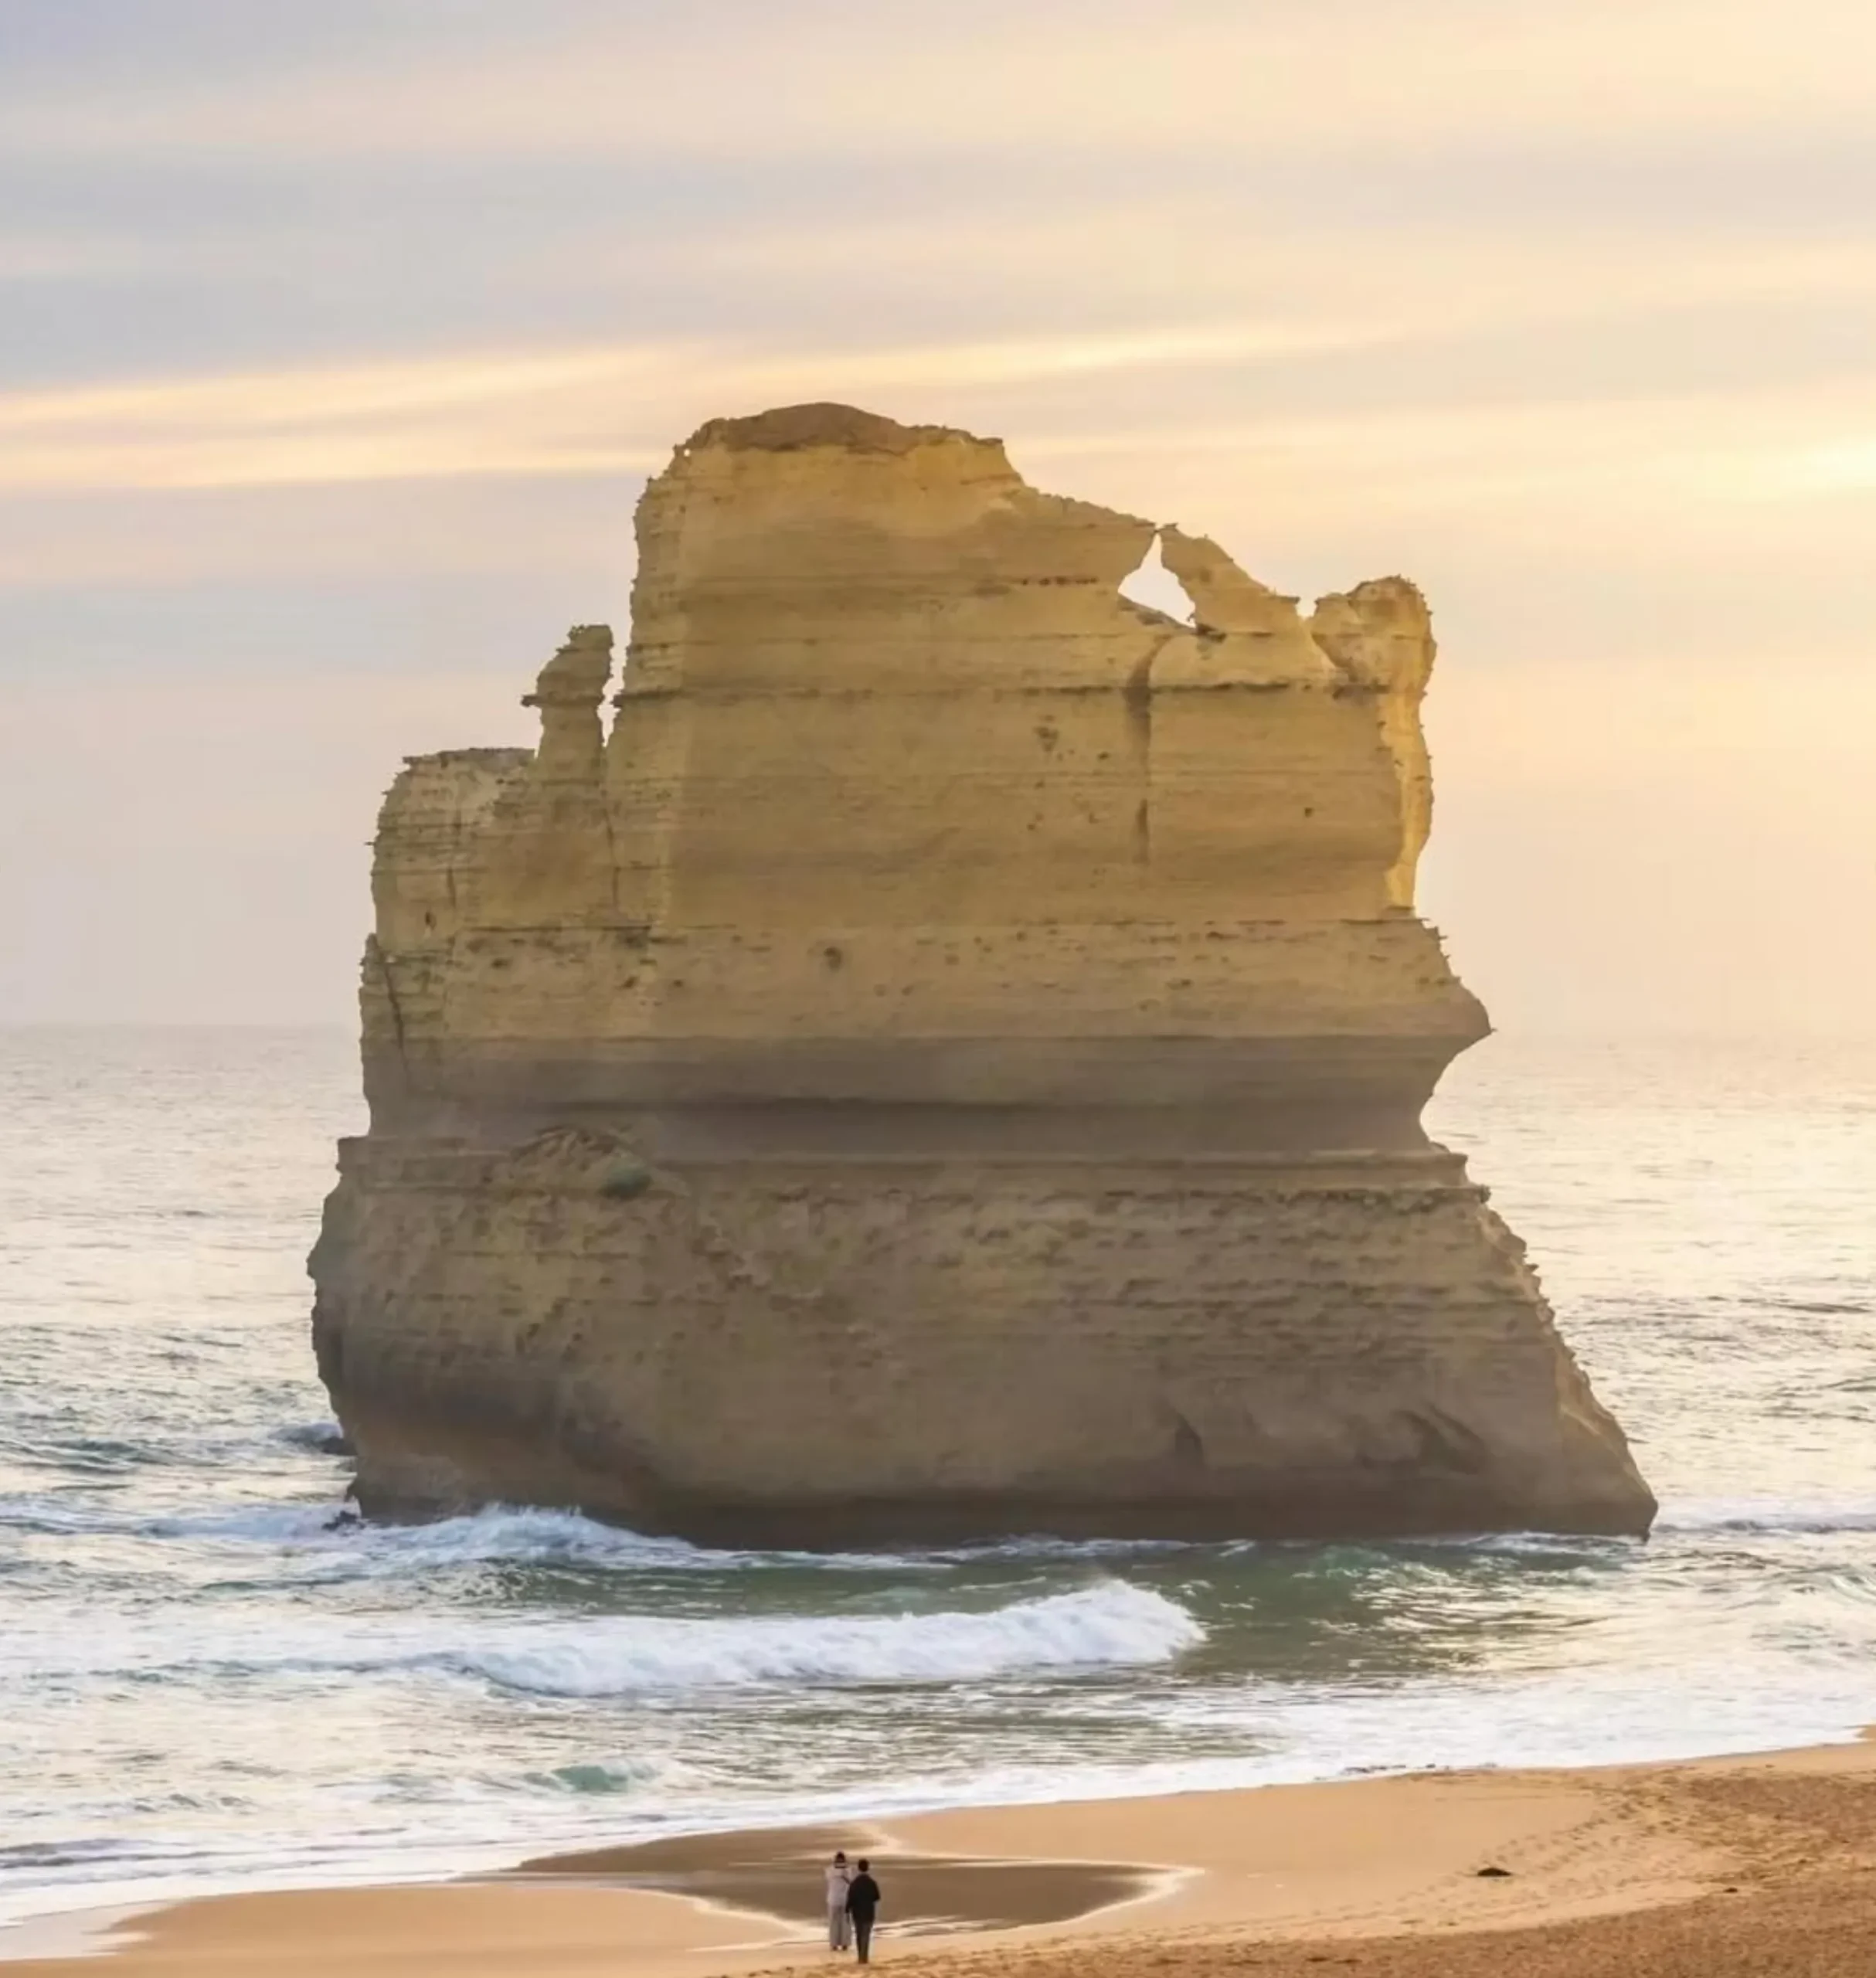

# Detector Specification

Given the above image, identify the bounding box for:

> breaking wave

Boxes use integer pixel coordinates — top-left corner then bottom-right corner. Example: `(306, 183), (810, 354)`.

(39, 1497), (1201, 1576)
(437, 1582), (1202, 1696)
(13, 1582), (1203, 1697)
(138, 1501), (721, 1569)
(1655, 1499), (1876, 1538)
(8, 1497), (921, 1572)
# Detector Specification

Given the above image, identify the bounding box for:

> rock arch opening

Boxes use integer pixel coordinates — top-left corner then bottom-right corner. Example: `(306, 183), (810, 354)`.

(1116, 530), (1196, 624)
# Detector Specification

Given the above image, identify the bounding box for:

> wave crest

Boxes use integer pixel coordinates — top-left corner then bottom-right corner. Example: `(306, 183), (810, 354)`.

(444, 1582), (1203, 1697)
(1657, 1500), (1876, 1537)
(9, 1581), (1202, 1697)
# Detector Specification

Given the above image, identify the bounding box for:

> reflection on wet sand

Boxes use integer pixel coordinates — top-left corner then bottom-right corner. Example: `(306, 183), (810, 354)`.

(515, 1823), (1154, 1936)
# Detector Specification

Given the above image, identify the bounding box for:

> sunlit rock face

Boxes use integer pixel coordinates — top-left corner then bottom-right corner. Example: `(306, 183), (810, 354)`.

(309, 403), (1654, 1545)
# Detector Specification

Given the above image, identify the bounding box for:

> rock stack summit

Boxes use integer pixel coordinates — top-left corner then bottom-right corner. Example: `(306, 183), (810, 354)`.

(310, 403), (1654, 1545)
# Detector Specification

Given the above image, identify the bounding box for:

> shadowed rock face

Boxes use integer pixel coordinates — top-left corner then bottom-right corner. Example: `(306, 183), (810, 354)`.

(308, 402), (1654, 1544)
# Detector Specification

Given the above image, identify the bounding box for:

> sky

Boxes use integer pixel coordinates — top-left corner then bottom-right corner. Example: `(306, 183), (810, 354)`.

(2, 0), (1873, 1035)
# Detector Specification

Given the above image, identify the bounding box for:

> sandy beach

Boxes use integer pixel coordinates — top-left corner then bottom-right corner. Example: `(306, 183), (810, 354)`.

(11, 1738), (1876, 1976)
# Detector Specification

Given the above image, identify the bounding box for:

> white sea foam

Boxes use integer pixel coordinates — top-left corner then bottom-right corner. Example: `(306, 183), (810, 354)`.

(1654, 1498), (1876, 1536)
(122, 1500), (956, 1574)
(1, 1581), (1203, 1695)
(139, 1500), (705, 1562)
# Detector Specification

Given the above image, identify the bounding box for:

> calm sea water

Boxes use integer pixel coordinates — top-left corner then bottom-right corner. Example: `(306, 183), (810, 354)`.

(2, 1028), (1874, 1929)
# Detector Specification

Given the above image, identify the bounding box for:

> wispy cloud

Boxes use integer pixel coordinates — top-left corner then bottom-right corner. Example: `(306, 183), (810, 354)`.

(0, 346), (681, 490)
(5, 281), (1873, 520)
(0, 321), (1415, 491)
(6, 1), (1872, 162)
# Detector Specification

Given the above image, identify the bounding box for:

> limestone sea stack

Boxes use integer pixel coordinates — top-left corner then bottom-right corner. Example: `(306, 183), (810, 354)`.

(308, 403), (1655, 1545)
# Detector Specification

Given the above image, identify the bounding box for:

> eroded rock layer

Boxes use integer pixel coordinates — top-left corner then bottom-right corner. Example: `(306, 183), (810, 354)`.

(309, 404), (1654, 1542)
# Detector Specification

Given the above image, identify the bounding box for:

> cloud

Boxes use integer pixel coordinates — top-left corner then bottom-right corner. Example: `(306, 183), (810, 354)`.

(5, 223), (1874, 500)
(0, 321), (1417, 493)
(0, 345), (679, 491)
(6, 1), (1873, 164)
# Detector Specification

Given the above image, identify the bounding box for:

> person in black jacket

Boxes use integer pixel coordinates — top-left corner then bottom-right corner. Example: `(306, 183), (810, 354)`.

(845, 1857), (882, 1963)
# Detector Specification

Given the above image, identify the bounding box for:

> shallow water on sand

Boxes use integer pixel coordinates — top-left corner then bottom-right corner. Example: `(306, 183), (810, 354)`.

(2, 1028), (1874, 1926)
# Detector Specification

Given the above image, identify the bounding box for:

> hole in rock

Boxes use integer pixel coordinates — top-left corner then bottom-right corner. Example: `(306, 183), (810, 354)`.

(602, 634), (633, 743)
(1117, 532), (1195, 624)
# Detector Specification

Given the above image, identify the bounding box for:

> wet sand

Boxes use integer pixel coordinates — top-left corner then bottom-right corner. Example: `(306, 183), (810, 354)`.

(9, 1738), (1876, 1976)
(513, 1823), (1153, 1935)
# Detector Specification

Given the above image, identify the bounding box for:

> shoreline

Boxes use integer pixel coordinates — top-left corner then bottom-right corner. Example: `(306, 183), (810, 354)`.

(6, 1711), (1865, 1940)
(9, 1736), (1876, 1975)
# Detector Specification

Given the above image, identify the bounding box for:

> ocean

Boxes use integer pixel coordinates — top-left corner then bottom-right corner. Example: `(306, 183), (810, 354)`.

(2, 1027), (1874, 1931)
